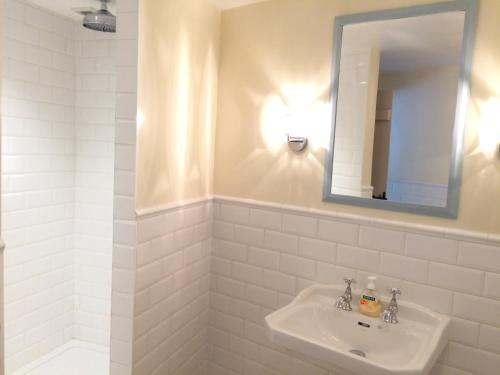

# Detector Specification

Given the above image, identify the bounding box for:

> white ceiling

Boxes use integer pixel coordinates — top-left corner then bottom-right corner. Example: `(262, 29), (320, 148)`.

(341, 11), (465, 74)
(23, 0), (267, 21)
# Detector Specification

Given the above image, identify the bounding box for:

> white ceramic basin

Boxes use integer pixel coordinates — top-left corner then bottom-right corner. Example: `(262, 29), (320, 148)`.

(265, 284), (449, 375)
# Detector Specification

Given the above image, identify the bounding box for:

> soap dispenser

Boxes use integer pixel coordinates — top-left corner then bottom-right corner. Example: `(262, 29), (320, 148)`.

(358, 276), (382, 317)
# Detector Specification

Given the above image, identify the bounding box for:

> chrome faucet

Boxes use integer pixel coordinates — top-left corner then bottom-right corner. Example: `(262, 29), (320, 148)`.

(382, 288), (401, 324)
(335, 278), (356, 311)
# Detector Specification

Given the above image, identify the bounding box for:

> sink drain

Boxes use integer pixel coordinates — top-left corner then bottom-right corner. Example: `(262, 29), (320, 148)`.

(349, 349), (366, 358)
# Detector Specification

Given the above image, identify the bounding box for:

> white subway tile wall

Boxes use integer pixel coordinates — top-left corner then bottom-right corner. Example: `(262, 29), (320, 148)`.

(109, 0), (139, 373)
(387, 180), (448, 208)
(134, 201), (212, 375)
(2, 2), (75, 372)
(208, 198), (500, 375)
(73, 24), (116, 348)
(1, 0), (116, 372)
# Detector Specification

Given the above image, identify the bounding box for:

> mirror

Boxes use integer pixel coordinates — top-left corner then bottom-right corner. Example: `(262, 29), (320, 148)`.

(324, 0), (478, 218)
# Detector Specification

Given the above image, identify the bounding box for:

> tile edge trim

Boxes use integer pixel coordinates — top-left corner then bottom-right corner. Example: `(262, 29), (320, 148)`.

(135, 196), (214, 219)
(212, 195), (499, 246)
(135, 195), (500, 246)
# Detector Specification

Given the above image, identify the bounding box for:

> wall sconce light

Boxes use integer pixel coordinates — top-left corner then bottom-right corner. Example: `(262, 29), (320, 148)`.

(287, 134), (308, 152)
(283, 108), (308, 152)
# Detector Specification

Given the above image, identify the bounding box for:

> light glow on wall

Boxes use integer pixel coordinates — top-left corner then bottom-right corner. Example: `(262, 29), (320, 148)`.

(478, 97), (500, 155)
(201, 44), (218, 195)
(260, 83), (331, 154)
(136, 110), (145, 129)
(174, 31), (191, 198)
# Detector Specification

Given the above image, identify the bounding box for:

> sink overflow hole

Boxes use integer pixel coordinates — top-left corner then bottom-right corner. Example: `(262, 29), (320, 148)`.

(349, 349), (366, 358)
(358, 321), (370, 328)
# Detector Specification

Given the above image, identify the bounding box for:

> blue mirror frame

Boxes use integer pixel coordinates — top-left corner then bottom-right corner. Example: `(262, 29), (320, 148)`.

(323, 0), (479, 218)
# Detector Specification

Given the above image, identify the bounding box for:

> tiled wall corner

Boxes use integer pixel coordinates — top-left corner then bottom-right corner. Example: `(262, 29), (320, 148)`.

(207, 198), (500, 375)
(73, 22), (116, 349)
(133, 200), (212, 375)
(110, 1), (139, 374)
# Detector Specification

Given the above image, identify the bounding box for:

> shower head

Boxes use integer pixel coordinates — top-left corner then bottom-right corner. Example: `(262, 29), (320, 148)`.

(83, 0), (116, 33)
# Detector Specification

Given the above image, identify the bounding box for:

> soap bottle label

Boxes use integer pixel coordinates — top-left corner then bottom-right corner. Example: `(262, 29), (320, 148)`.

(359, 293), (381, 317)
(361, 294), (375, 303)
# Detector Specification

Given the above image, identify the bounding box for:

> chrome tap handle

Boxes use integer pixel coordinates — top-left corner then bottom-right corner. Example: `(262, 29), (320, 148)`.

(343, 278), (356, 287)
(382, 288), (401, 324)
(383, 288), (401, 324)
(343, 278), (356, 303)
(335, 278), (356, 311)
(387, 288), (401, 312)
(388, 288), (401, 297)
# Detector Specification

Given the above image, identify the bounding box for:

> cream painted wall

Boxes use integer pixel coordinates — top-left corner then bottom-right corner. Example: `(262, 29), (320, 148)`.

(137, 0), (220, 209)
(214, 0), (500, 234)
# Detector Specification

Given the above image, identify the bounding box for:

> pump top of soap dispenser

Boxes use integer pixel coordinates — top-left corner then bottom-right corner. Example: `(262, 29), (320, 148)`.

(367, 276), (377, 290)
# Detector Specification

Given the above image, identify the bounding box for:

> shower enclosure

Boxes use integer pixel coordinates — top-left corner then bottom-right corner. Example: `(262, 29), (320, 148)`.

(1, 0), (116, 373)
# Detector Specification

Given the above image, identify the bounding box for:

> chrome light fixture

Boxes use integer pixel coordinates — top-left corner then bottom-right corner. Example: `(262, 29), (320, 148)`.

(287, 135), (308, 152)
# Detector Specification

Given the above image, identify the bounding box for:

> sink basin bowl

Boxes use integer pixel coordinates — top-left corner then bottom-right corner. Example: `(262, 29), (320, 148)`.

(265, 284), (450, 375)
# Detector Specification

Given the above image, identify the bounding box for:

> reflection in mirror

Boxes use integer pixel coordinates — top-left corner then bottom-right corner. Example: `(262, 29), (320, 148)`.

(330, 11), (465, 209)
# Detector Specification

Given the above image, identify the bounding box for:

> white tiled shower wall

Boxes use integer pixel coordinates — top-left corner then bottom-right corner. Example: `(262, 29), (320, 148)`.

(73, 25), (115, 347)
(132, 201), (212, 375)
(207, 197), (500, 375)
(1, 0), (115, 372)
(1, 2), (76, 372)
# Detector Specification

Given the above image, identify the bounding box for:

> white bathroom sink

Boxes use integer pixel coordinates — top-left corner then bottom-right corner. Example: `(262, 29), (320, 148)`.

(265, 284), (450, 375)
